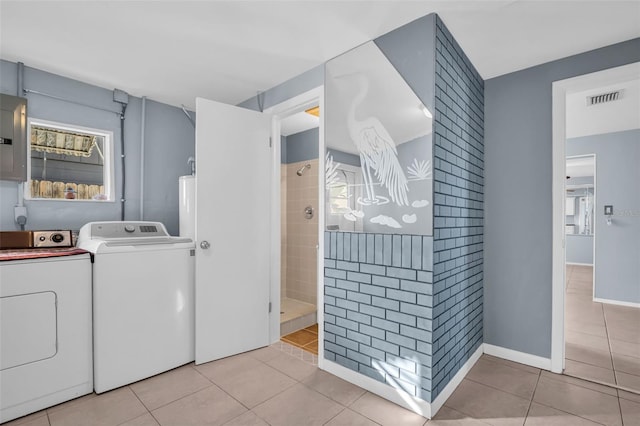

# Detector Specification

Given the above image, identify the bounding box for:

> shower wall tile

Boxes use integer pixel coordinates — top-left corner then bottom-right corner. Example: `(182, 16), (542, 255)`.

(285, 159), (319, 305)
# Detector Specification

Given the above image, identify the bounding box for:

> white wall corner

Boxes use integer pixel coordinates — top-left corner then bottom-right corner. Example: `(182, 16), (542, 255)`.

(483, 343), (552, 371)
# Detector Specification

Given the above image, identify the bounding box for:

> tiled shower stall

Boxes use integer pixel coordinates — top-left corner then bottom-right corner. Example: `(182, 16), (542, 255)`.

(281, 159), (319, 335)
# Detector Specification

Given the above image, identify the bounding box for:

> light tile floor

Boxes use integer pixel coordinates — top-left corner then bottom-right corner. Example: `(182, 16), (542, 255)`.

(565, 264), (640, 393)
(6, 343), (639, 426)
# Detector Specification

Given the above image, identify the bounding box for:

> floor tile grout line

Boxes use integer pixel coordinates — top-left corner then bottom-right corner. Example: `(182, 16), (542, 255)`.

(563, 268), (639, 393)
(173, 361), (259, 413)
(542, 371), (626, 398)
(320, 406), (348, 425)
(531, 400), (612, 426)
(125, 384), (154, 422)
(600, 287), (619, 385)
(616, 391), (626, 426)
(347, 392), (386, 425)
(565, 356), (614, 373)
(462, 375), (536, 402)
(136, 380), (216, 413)
(133, 364), (220, 413)
(523, 370), (542, 423)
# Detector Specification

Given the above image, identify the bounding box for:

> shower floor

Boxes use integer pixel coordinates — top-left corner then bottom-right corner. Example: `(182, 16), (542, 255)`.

(280, 297), (316, 336)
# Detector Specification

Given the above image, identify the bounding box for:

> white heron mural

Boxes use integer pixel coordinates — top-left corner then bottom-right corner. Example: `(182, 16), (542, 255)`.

(325, 41), (433, 235)
(344, 73), (409, 207)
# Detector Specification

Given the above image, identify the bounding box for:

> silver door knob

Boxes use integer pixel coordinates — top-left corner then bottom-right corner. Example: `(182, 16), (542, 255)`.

(200, 241), (211, 249)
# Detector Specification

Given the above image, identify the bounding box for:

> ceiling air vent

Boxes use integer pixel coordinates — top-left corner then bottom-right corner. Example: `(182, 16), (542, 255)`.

(587, 90), (622, 106)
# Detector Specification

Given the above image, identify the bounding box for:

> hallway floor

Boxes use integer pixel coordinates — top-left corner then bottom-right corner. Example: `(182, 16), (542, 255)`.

(6, 342), (639, 426)
(565, 264), (640, 392)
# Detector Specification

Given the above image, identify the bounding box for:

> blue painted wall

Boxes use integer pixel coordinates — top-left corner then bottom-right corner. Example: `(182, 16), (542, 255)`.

(430, 16), (484, 399)
(566, 235), (594, 265)
(0, 60), (194, 235)
(484, 38), (640, 357)
(327, 148), (361, 168)
(567, 129), (640, 304)
(282, 127), (319, 164)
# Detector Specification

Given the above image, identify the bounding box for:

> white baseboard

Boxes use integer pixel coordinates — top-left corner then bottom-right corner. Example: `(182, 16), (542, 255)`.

(483, 343), (551, 370)
(593, 297), (640, 309)
(322, 360), (433, 418)
(321, 345), (483, 419)
(430, 345), (483, 415)
(566, 262), (593, 266)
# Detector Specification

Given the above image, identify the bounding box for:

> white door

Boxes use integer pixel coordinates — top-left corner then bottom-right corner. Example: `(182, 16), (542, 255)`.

(195, 97), (272, 364)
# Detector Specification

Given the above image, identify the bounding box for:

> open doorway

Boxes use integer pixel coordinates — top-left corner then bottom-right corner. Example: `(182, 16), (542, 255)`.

(264, 87), (324, 361)
(279, 107), (320, 354)
(552, 62), (640, 392)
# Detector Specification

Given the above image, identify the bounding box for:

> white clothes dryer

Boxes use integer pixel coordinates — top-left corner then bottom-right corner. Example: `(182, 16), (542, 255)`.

(77, 221), (195, 394)
(0, 243), (93, 423)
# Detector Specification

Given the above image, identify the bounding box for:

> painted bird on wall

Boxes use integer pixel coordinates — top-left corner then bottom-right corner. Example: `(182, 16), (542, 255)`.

(344, 73), (409, 207)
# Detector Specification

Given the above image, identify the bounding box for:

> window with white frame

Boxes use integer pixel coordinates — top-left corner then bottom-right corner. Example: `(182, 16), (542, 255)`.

(26, 118), (114, 201)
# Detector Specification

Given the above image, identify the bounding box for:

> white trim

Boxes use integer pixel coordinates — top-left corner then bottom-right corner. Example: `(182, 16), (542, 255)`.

(484, 343), (552, 370)
(430, 345), (483, 415)
(551, 62), (640, 375)
(551, 81), (567, 374)
(323, 360), (433, 418)
(593, 298), (640, 309)
(263, 87), (324, 350)
(317, 89), (326, 369)
(321, 345), (482, 419)
(566, 262), (594, 266)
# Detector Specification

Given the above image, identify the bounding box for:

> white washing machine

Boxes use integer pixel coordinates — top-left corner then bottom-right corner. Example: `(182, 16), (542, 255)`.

(0, 232), (93, 423)
(77, 221), (195, 394)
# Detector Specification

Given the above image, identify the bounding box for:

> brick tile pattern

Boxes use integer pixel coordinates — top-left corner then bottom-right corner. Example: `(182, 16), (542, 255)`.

(322, 16), (484, 405)
(431, 16), (484, 400)
(324, 231), (434, 401)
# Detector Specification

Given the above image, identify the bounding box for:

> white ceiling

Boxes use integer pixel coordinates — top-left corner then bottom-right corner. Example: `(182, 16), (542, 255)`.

(280, 111), (319, 137)
(1, 1), (639, 110)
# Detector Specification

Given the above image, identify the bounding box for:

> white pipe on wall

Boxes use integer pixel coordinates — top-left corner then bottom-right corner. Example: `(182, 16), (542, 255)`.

(140, 96), (147, 220)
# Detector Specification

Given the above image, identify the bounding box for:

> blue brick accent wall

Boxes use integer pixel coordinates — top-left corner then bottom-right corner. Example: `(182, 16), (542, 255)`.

(324, 232), (434, 402)
(430, 17), (484, 399)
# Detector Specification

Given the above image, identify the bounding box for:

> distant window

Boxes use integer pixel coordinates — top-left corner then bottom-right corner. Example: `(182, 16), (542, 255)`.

(26, 118), (114, 201)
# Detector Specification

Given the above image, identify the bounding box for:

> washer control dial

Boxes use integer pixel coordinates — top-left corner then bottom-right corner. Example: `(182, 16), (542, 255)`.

(124, 225), (136, 233)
